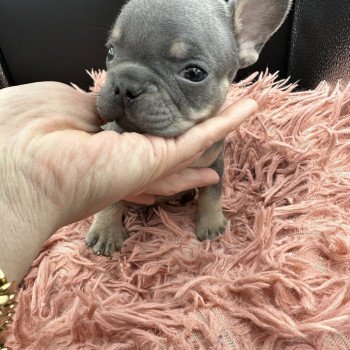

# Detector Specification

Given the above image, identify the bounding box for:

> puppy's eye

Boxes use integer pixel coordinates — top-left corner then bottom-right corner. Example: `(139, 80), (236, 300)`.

(182, 67), (207, 82)
(107, 46), (115, 61)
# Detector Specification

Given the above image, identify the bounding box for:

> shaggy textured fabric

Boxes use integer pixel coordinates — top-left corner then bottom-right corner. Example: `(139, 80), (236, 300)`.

(6, 72), (350, 350)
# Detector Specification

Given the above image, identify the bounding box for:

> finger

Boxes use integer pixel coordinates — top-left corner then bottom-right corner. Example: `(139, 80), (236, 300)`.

(33, 82), (101, 130)
(163, 151), (204, 176)
(72, 92), (101, 126)
(174, 99), (258, 164)
(123, 194), (156, 205)
(26, 83), (100, 126)
(51, 88), (101, 131)
(4, 82), (102, 133)
(141, 168), (219, 196)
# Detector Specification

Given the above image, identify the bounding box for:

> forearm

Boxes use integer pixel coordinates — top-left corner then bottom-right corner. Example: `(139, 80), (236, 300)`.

(0, 156), (58, 283)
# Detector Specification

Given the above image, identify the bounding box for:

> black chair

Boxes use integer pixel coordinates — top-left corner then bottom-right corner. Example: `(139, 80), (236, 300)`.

(0, 0), (349, 90)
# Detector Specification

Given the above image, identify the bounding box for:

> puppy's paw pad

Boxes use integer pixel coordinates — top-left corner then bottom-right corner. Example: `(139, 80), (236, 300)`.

(196, 212), (227, 241)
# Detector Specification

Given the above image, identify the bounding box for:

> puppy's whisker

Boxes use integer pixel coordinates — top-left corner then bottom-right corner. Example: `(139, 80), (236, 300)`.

(92, 26), (111, 35)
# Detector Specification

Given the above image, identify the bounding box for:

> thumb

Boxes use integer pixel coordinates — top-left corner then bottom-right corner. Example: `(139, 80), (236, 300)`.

(173, 98), (258, 165)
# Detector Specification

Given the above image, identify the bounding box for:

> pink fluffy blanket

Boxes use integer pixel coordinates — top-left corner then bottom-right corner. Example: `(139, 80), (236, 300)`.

(7, 73), (350, 350)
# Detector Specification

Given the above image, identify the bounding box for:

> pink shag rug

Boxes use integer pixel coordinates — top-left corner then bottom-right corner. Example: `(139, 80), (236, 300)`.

(7, 72), (350, 350)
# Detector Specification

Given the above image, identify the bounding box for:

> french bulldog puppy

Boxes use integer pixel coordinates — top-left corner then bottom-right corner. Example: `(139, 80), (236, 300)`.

(86, 0), (292, 256)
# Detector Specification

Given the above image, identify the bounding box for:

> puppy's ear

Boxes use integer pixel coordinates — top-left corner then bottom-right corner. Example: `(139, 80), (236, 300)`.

(228, 0), (292, 68)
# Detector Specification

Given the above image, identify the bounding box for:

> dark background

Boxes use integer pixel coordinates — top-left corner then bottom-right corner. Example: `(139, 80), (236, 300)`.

(0, 0), (349, 90)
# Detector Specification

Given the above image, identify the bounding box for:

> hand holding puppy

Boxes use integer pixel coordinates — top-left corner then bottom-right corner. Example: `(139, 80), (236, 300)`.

(0, 81), (257, 281)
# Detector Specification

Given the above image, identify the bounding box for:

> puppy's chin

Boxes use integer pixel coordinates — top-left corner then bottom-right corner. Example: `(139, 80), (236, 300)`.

(97, 96), (196, 137)
(114, 110), (194, 137)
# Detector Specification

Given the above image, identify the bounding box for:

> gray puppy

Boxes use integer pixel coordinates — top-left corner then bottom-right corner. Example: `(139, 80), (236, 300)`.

(86, 0), (292, 256)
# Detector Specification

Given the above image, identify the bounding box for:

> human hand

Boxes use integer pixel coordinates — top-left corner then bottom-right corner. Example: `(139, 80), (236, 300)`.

(1, 82), (257, 227)
(0, 82), (257, 281)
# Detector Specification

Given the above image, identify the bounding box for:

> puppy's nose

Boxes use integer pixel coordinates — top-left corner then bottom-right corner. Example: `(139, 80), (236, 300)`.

(114, 84), (144, 102)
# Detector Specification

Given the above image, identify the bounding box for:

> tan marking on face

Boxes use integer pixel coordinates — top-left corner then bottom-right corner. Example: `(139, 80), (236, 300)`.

(222, 78), (230, 91)
(221, 79), (231, 98)
(190, 107), (213, 121)
(189, 78), (230, 122)
(169, 41), (188, 59)
(111, 27), (122, 41)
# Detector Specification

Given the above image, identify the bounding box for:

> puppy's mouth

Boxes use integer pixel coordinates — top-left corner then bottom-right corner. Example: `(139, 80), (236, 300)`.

(98, 89), (193, 137)
(116, 108), (190, 137)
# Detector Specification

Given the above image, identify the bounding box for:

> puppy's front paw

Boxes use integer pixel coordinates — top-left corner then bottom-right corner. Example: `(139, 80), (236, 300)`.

(85, 225), (128, 257)
(196, 211), (227, 241)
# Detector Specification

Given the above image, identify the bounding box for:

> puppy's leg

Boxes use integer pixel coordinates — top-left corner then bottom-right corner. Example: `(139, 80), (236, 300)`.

(196, 152), (227, 241)
(85, 202), (127, 256)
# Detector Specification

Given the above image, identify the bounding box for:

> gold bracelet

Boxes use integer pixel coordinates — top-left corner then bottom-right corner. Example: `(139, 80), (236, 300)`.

(0, 269), (16, 350)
